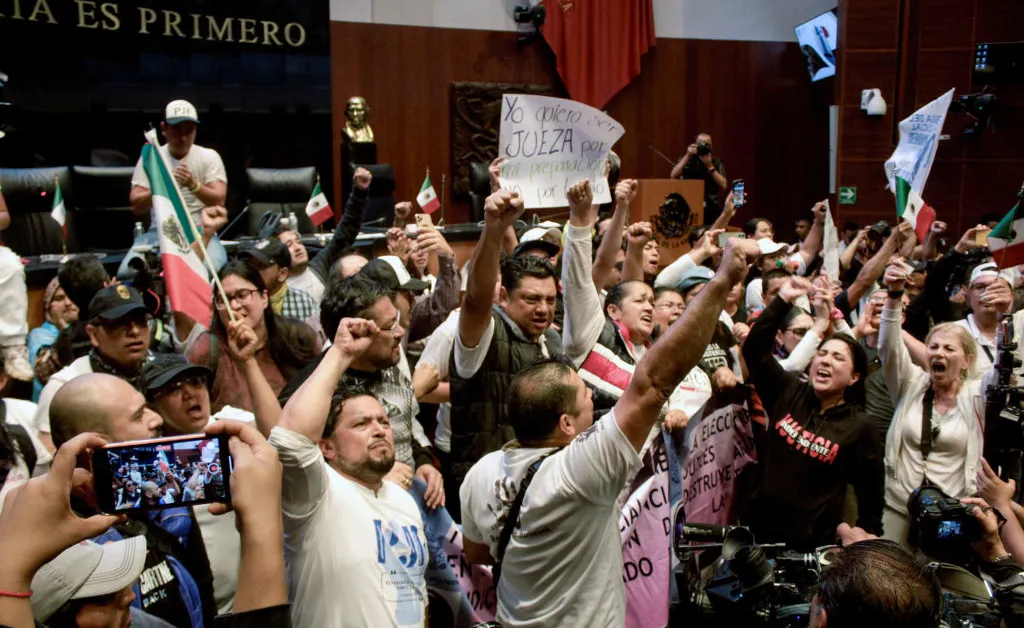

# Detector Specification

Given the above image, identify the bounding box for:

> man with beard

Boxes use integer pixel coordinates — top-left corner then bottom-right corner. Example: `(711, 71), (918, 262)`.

(278, 274), (444, 508)
(270, 318), (427, 628)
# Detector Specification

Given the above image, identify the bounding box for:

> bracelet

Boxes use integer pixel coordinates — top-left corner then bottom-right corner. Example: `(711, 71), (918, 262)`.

(0, 590), (32, 598)
(886, 289), (904, 299)
(190, 182), (201, 194)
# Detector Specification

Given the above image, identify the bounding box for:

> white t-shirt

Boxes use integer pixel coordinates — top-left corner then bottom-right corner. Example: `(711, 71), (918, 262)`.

(269, 426), (427, 628)
(460, 412), (642, 627)
(417, 311), (459, 453)
(33, 355), (93, 434)
(132, 144), (227, 223)
(287, 269), (325, 304)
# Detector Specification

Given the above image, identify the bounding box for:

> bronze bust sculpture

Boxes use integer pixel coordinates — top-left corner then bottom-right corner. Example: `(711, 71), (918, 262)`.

(343, 96), (374, 143)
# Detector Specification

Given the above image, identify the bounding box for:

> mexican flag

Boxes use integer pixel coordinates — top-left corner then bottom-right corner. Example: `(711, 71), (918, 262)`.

(305, 181), (332, 226)
(50, 181), (66, 236)
(141, 130), (212, 324)
(895, 176), (936, 242)
(417, 175), (441, 214)
(989, 200), (1024, 269)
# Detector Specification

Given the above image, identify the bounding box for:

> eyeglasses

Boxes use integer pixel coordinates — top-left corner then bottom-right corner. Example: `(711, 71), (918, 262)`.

(786, 327), (811, 337)
(655, 302), (685, 312)
(215, 288), (257, 310)
(378, 319), (402, 335)
(156, 375), (208, 397)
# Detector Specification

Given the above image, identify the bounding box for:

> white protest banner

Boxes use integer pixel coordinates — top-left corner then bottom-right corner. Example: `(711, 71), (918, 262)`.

(884, 88), (954, 194)
(499, 94), (624, 209)
(679, 398), (758, 525)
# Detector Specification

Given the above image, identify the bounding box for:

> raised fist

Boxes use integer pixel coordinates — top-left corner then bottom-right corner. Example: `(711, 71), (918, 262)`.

(353, 167), (372, 191)
(614, 179), (638, 206)
(627, 221), (653, 247)
(483, 190), (525, 230)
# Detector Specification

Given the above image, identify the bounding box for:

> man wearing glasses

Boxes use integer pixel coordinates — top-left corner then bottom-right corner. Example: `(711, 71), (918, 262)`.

(33, 285), (152, 450)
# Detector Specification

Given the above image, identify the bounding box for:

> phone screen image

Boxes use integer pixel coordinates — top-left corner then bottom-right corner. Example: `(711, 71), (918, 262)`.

(732, 180), (745, 208)
(93, 435), (231, 513)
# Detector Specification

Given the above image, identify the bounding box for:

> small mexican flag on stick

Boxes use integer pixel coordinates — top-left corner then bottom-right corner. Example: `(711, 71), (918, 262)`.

(989, 196), (1024, 269)
(305, 178), (333, 227)
(50, 179), (66, 232)
(417, 172), (441, 214)
(895, 176), (936, 243)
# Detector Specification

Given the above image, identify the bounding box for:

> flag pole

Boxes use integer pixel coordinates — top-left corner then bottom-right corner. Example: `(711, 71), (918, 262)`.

(144, 130), (236, 321)
(315, 172), (324, 235)
(440, 173), (446, 227)
(996, 184), (1024, 271)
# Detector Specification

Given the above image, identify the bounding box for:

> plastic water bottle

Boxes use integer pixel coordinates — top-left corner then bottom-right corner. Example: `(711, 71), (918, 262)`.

(133, 222), (145, 240)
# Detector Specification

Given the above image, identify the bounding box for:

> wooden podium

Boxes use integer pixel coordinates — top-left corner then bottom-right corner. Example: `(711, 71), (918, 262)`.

(633, 179), (704, 267)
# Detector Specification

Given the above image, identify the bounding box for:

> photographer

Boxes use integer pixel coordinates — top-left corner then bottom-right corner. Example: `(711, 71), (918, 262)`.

(670, 132), (728, 224)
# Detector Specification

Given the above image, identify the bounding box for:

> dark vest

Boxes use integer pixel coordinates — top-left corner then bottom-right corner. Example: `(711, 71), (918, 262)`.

(449, 308), (561, 485)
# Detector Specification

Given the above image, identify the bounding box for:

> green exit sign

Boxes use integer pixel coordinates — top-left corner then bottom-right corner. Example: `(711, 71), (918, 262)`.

(838, 187), (857, 205)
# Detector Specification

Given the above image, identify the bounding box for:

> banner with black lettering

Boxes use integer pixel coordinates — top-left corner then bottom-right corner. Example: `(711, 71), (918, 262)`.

(674, 391), (758, 525)
(618, 432), (673, 628)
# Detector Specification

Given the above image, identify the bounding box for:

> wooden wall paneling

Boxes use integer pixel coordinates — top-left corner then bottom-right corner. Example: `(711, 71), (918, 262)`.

(917, 0), (976, 49)
(332, 23), (832, 237)
(915, 50), (973, 107)
(843, 0), (901, 50)
(973, 0), (1024, 44)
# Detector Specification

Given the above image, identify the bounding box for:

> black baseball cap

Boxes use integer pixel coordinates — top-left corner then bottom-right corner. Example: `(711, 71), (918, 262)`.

(360, 256), (429, 293)
(88, 285), (149, 321)
(141, 353), (212, 396)
(240, 239), (291, 269)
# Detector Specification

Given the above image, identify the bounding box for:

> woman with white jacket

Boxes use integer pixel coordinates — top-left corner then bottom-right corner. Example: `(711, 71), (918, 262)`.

(878, 263), (992, 545)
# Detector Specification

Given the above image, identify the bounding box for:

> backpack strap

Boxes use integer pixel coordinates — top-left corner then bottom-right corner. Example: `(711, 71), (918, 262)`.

(493, 448), (561, 586)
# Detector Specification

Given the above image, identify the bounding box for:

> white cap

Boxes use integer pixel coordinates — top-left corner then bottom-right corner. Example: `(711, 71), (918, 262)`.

(757, 239), (787, 256)
(165, 99), (199, 125)
(520, 226), (562, 245)
(31, 537), (147, 621)
(969, 261), (1013, 287)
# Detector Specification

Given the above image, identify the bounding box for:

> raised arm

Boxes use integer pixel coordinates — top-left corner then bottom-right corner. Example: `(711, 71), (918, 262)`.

(878, 263), (919, 404)
(460, 191), (524, 349)
(839, 227), (868, 271)
(742, 278), (808, 414)
(654, 228), (723, 289)
(308, 167), (371, 281)
(710, 192), (737, 232)
(563, 179), (607, 364)
(615, 238), (761, 451)
(847, 220), (910, 305)
(224, 320), (283, 437)
(778, 291), (832, 374)
(621, 221), (652, 283)
(406, 230), (460, 342)
(795, 201), (827, 270)
(592, 181), (635, 291)
(277, 318), (377, 443)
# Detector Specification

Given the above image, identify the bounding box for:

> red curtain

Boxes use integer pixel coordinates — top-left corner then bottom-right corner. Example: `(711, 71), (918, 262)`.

(541, 0), (656, 109)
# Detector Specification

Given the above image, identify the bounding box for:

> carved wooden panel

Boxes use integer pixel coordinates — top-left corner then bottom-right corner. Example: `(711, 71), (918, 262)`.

(449, 81), (552, 198)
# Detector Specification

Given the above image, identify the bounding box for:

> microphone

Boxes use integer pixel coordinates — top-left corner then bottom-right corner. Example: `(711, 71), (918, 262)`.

(650, 145), (678, 168)
(679, 522), (730, 542)
(219, 204), (250, 239)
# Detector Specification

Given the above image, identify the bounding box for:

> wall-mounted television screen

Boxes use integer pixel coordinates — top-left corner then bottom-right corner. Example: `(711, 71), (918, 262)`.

(795, 9), (838, 82)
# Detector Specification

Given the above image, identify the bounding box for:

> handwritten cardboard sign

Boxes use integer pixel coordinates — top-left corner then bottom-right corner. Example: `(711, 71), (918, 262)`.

(498, 94), (624, 209)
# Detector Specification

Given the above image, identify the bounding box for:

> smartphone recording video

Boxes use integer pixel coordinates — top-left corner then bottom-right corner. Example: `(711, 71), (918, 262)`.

(92, 434), (231, 513)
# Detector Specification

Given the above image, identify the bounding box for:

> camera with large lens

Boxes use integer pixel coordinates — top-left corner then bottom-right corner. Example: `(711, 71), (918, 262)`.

(696, 141), (712, 157)
(908, 485), (981, 562)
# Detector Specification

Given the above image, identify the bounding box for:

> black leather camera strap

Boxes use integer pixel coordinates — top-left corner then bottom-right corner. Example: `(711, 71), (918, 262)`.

(493, 448), (561, 587)
(921, 386), (935, 465)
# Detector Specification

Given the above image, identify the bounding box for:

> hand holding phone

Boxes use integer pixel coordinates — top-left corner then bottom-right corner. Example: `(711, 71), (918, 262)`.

(91, 434), (232, 514)
(732, 180), (745, 208)
(415, 213), (435, 232)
